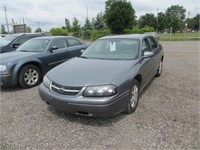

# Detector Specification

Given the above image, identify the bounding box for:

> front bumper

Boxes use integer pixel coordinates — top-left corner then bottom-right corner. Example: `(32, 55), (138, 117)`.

(39, 83), (129, 117)
(0, 72), (16, 87)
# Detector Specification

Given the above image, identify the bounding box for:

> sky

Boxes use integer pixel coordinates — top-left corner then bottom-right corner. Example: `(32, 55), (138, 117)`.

(0, 0), (199, 32)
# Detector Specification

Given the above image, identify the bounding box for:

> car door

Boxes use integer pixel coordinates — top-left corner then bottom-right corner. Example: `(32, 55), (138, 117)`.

(139, 37), (155, 88)
(42, 38), (71, 73)
(66, 38), (85, 57)
(147, 36), (161, 74)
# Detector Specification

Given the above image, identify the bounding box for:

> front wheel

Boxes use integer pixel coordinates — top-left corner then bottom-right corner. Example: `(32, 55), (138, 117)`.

(155, 60), (163, 77)
(19, 65), (41, 88)
(125, 80), (139, 114)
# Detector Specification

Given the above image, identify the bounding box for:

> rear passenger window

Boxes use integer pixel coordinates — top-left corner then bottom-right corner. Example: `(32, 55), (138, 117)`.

(148, 37), (158, 49)
(67, 38), (81, 47)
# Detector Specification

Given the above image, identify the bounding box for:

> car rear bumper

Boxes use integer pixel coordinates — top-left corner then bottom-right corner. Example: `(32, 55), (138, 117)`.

(39, 83), (129, 117)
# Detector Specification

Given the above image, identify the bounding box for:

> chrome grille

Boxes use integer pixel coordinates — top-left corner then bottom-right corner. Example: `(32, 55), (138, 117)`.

(51, 82), (82, 96)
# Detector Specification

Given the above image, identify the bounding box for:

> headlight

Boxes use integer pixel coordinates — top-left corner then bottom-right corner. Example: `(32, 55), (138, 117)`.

(0, 65), (6, 72)
(43, 75), (51, 88)
(83, 85), (117, 97)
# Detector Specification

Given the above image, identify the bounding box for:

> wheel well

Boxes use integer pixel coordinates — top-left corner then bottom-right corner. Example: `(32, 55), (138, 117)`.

(134, 74), (142, 86)
(17, 62), (42, 81)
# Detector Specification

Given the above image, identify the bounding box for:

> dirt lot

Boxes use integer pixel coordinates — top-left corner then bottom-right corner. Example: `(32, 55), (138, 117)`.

(1, 41), (199, 150)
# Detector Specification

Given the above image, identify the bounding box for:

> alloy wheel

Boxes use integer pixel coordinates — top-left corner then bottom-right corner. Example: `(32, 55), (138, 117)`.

(158, 61), (163, 75)
(130, 85), (139, 108)
(24, 69), (39, 85)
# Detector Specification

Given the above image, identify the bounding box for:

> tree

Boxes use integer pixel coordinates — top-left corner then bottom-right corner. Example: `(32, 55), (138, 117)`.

(157, 12), (167, 32)
(35, 27), (42, 33)
(1, 25), (6, 34)
(138, 13), (157, 30)
(82, 18), (93, 39)
(65, 18), (71, 32)
(105, 0), (122, 11)
(83, 18), (92, 30)
(165, 5), (186, 32)
(193, 14), (200, 30)
(140, 25), (155, 33)
(50, 28), (68, 35)
(90, 29), (111, 40)
(104, 0), (136, 34)
(92, 12), (106, 30)
(185, 18), (195, 30)
(71, 17), (81, 37)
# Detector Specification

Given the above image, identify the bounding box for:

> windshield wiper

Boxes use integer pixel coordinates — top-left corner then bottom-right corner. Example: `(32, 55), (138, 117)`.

(79, 56), (88, 59)
(20, 50), (29, 52)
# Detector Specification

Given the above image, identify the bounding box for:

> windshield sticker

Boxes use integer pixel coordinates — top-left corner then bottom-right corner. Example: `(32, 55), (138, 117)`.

(110, 42), (116, 52)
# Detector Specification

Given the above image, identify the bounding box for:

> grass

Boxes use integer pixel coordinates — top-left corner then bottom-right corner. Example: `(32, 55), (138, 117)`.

(159, 32), (200, 41)
(83, 32), (200, 42)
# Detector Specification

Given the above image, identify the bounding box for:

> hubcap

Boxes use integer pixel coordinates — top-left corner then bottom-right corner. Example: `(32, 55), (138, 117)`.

(130, 85), (139, 108)
(24, 69), (39, 85)
(159, 61), (163, 74)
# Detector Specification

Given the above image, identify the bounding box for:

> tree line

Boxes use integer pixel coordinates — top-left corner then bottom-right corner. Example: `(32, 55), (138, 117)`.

(50, 0), (199, 40)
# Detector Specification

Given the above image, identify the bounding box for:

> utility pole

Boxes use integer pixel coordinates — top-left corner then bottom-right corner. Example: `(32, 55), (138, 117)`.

(86, 7), (88, 19)
(4, 6), (10, 33)
(157, 7), (159, 33)
(37, 22), (40, 28)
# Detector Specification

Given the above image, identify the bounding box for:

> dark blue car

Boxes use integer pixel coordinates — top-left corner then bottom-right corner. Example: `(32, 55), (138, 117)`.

(0, 33), (46, 53)
(0, 36), (88, 88)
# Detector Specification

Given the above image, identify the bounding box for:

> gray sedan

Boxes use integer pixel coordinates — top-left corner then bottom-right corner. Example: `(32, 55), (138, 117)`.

(39, 34), (164, 117)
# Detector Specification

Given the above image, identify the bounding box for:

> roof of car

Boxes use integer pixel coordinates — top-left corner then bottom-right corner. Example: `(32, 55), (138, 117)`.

(32, 36), (76, 40)
(100, 34), (147, 40)
(6, 33), (46, 37)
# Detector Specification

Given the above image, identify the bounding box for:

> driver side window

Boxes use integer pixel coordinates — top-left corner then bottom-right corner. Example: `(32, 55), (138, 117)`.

(142, 38), (151, 53)
(49, 39), (67, 50)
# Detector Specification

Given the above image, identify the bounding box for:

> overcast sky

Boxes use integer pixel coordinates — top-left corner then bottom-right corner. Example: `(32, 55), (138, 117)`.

(0, 0), (199, 32)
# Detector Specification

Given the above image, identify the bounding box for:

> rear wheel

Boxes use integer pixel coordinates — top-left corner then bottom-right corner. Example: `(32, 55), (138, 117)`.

(125, 80), (139, 114)
(155, 60), (163, 77)
(19, 65), (41, 88)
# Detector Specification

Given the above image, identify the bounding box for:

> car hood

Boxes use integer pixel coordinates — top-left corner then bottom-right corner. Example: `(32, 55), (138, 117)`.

(48, 57), (137, 87)
(0, 51), (39, 64)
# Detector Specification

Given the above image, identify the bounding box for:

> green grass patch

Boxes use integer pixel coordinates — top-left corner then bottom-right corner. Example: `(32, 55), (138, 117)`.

(160, 32), (200, 41)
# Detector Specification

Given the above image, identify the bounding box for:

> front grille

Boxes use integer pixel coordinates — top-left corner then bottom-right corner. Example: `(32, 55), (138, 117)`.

(51, 82), (82, 96)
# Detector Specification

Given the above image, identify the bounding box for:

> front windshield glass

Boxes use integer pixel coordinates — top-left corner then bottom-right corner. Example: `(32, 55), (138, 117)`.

(82, 38), (139, 60)
(17, 39), (50, 52)
(0, 35), (18, 46)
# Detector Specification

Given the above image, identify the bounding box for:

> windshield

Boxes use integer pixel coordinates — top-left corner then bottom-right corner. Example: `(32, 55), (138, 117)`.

(82, 38), (139, 60)
(0, 35), (18, 46)
(17, 39), (50, 52)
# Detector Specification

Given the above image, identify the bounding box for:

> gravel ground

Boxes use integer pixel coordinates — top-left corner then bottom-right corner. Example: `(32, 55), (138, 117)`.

(1, 41), (200, 150)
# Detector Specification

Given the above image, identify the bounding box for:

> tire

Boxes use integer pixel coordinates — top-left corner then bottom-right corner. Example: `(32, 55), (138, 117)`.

(155, 60), (163, 77)
(125, 80), (139, 114)
(19, 65), (41, 88)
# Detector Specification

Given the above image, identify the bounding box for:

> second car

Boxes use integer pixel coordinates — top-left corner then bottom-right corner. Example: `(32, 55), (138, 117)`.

(0, 36), (88, 88)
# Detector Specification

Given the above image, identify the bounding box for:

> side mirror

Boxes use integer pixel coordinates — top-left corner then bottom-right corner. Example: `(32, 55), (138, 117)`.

(49, 46), (58, 52)
(143, 51), (154, 58)
(81, 49), (85, 53)
(12, 43), (20, 48)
